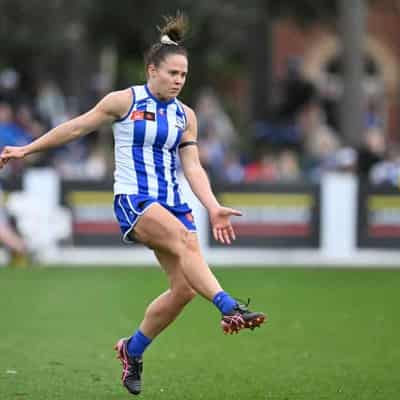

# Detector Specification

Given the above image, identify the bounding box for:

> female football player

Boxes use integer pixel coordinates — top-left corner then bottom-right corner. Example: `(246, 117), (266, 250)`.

(0, 13), (265, 396)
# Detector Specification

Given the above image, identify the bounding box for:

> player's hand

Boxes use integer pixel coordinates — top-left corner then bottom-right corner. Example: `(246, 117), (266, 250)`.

(0, 146), (27, 168)
(209, 206), (242, 245)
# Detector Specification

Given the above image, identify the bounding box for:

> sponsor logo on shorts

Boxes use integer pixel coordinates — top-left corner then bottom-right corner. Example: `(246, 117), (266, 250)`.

(185, 212), (194, 223)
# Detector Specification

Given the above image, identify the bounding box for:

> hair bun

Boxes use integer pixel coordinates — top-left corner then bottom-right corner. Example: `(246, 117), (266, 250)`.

(157, 12), (188, 45)
(160, 35), (178, 46)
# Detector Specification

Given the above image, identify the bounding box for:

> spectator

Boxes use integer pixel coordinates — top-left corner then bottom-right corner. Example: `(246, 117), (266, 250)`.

(370, 145), (400, 187)
(198, 127), (225, 179)
(195, 88), (238, 147)
(357, 127), (386, 181)
(51, 138), (91, 180)
(244, 151), (279, 183)
(0, 184), (28, 267)
(0, 68), (20, 104)
(36, 80), (68, 127)
(277, 149), (301, 182)
(299, 102), (341, 181)
(221, 152), (245, 184)
(329, 147), (358, 174)
(0, 102), (32, 148)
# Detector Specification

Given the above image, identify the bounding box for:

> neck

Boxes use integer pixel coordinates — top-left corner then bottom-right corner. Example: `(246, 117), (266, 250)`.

(147, 82), (171, 102)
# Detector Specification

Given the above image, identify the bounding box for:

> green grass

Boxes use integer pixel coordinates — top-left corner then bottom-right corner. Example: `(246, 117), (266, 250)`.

(0, 266), (400, 400)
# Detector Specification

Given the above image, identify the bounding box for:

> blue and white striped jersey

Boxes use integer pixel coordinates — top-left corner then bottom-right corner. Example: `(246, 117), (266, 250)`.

(112, 84), (188, 207)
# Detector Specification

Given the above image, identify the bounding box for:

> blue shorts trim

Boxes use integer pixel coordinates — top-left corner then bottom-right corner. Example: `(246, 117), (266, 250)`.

(114, 194), (196, 244)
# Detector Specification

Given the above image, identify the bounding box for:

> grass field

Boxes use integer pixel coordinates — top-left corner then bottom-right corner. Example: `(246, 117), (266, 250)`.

(1, 266), (399, 400)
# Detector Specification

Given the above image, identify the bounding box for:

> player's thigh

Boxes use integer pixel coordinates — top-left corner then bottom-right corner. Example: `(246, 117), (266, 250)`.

(154, 232), (202, 274)
(154, 247), (194, 292)
(161, 233), (201, 282)
(132, 203), (189, 253)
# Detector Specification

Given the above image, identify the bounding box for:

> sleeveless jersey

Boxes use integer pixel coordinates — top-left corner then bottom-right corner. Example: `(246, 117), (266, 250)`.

(112, 84), (188, 207)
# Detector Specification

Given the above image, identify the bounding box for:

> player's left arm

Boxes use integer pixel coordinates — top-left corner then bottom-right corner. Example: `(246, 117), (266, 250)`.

(179, 105), (242, 244)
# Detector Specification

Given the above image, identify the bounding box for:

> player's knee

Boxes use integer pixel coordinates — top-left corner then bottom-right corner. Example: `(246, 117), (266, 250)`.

(167, 228), (189, 258)
(186, 234), (199, 254)
(173, 284), (196, 304)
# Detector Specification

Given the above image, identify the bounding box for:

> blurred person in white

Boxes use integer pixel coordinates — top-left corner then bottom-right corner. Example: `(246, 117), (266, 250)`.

(0, 184), (28, 267)
(277, 149), (301, 182)
(36, 80), (68, 128)
(195, 88), (238, 146)
(221, 151), (245, 184)
(50, 138), (92, 180)
(0, 13), (265, 396)
(329, 147), (358, 174)
(197, 125), (225, 177)
(39, 83), (108, 180)
(83, 146), (108, 180)
(36, 81), (105, 180)
(195, 89), (239, 180)
(0, 68), (20, 103)
(370, 144), (400, 187)
(298, 101), (341, 181)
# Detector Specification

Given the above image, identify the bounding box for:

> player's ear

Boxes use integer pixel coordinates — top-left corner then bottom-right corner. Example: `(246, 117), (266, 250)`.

(147, 64), (157, 79)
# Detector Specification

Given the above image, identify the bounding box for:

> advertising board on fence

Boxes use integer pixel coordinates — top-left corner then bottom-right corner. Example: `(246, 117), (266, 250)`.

(61, 181), (125, 246)
(211, 184), (320, 248)
(62, 181), (321, 248)
(358, 184), (400, 248)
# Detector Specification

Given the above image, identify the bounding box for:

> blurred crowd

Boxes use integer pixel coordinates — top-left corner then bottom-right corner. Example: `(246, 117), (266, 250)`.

(196, 61), (400, 188)
(0, 68), (108, 182)
(1, 65), (400, 188)
(2, 63), (400, 264)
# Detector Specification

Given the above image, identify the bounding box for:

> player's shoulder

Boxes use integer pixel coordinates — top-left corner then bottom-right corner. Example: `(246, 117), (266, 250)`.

(100, 88), (134, 120)
(106, 88), (133, 104)
(179, 102), (196, 122)
(177, 102), (197, 134)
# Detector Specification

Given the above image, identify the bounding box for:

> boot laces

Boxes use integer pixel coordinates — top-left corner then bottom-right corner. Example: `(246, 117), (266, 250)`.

(234, 297), (251, 313)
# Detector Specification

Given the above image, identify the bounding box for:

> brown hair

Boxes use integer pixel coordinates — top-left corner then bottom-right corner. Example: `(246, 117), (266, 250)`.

(144, 12), (189, 72)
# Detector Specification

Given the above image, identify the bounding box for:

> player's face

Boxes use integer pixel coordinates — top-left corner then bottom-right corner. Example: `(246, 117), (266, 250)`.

(148, 54), (188, 100)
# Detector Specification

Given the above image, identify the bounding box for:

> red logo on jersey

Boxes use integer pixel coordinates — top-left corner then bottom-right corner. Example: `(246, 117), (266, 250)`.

(130, 111), (144, 120)
(130, 111), (155, 121)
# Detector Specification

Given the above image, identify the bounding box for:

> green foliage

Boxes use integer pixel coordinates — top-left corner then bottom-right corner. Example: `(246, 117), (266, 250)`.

(0, 0), (373, 106)
(118, 58), (146, 87)
(0, 0), (343, 71)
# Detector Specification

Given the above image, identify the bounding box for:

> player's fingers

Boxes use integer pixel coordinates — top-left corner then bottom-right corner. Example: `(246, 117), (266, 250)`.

(226, 208), (242, 217)
(217, 228), (225, 244)
(213, 227), (218, 242)
(222, 228), (231, 245)
(228, 225), (236, 241)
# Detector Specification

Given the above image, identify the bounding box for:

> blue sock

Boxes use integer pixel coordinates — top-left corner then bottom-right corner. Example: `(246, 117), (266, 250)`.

(212, 291), (237, 315)
(127, 330), (152, 358)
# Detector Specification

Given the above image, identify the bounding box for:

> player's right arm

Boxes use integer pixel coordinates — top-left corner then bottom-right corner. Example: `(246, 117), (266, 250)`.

(0, 89), (132, 168)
